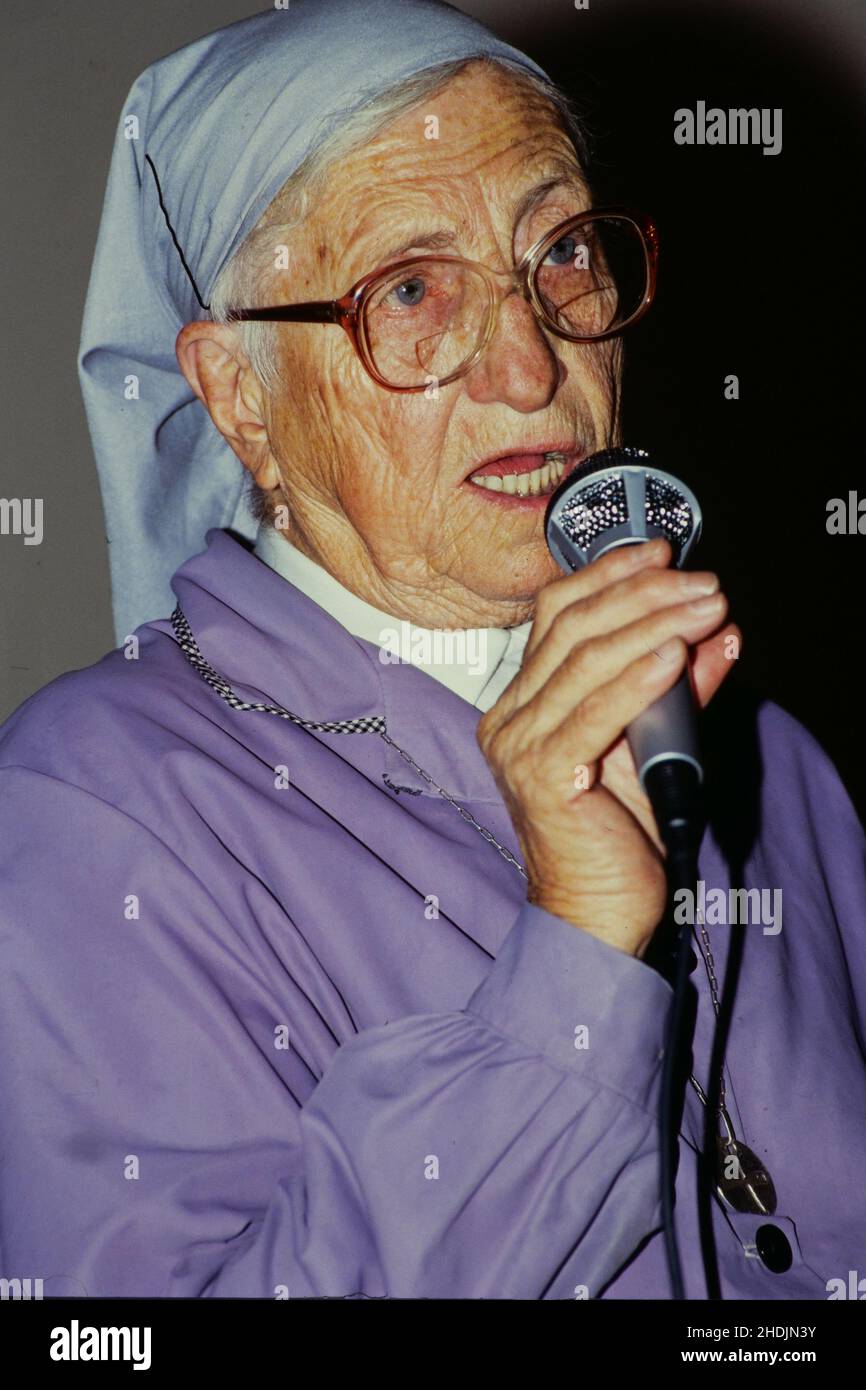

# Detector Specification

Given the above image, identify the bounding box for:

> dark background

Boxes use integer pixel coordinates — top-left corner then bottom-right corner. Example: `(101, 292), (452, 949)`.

(533, 0), (866, 820)
(2, 0), (864, 816)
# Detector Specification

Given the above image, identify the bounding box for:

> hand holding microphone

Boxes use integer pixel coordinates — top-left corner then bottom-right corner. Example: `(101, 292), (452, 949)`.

(476, 448), (739, 958)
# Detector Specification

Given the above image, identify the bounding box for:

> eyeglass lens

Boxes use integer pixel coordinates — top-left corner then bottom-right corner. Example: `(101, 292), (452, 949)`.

(363, 216), (648, 388)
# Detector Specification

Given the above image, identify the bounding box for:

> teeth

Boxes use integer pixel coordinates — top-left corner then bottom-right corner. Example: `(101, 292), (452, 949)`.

(470, 456), (566, 496)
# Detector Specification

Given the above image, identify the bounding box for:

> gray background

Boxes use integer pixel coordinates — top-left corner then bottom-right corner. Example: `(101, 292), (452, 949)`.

(1, 0), (863, 724)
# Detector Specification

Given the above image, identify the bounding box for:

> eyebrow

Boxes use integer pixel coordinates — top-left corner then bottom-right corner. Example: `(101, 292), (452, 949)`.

(370, 173), (589, 266)
(514, 173), (588, 225)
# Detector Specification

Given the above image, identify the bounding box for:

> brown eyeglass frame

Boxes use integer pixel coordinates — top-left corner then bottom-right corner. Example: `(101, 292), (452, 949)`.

(225, 206), (659, 393)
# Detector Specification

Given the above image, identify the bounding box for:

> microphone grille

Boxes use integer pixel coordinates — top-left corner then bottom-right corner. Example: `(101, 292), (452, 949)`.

(644, 474), (695, 549)
(545, 446), (702, 570)
(558, 473), (628, 550)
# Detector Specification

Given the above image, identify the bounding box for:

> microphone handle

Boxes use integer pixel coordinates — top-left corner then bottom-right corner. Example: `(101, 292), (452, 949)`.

(628, 672), (705, 865)
(627, 671), (702, 790)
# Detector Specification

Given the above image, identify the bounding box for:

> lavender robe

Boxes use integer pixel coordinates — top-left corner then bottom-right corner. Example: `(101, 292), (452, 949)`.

(1, 529), (864, 1299)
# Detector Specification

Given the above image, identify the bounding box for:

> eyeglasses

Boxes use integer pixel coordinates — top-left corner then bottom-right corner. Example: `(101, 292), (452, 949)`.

(225, 207), (658, 393)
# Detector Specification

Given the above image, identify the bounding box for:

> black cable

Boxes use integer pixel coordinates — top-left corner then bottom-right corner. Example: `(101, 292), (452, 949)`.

(643, 759), (708, 1302)
(659, 849), (700, 1300)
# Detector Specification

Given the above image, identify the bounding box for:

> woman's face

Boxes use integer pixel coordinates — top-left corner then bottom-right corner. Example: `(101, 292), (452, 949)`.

(198, 61), (622, 628)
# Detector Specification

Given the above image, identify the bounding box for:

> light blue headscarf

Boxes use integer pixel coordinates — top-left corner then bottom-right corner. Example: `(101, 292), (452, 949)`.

(78, 0), (550, 641)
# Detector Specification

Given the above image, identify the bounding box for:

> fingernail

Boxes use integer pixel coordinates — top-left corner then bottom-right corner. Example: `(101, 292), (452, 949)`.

(622, 540), (664, 569)
(688, 593), (725, 616)
(681, 572), (719, 596)
(653, 638), (682, 661)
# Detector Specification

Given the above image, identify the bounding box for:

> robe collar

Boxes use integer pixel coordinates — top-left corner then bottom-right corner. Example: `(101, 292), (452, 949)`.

(166, 528), (512, 806)
(252, 522), (532, 713)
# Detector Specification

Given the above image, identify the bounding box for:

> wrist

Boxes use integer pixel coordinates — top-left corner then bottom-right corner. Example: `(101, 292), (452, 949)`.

(527, 885), (659, 958)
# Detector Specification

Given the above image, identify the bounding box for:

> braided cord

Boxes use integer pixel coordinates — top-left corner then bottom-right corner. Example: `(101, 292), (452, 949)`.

(168, 604), (527, 879)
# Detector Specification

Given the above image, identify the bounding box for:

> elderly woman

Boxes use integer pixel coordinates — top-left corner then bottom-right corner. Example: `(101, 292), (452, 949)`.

(1, 0), (865, 1302)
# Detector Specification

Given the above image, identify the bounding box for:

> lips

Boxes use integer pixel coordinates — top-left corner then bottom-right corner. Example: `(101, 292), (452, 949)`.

(465, 445), (583, 503)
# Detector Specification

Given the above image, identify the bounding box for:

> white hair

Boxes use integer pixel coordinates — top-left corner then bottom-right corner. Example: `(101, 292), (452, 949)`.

(208, 56), (591, 396)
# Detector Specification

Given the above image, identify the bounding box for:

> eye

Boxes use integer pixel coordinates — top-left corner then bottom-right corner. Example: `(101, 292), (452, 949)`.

(543, 234), (578, 267)
(390, 276), (426, 307)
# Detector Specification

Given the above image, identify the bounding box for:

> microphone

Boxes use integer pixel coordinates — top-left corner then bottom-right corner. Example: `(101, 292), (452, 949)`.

(547, 446), (713, 1303)
(545, 445), (705, 867)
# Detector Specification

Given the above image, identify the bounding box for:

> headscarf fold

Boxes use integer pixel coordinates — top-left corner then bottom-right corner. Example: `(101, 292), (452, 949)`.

(77, 0), (549, 640)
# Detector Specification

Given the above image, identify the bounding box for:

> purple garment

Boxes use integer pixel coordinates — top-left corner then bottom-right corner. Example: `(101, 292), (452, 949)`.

(1, 528), (864, 1299)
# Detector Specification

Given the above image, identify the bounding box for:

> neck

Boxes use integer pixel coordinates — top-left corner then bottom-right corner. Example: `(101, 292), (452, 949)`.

(275, 516), (536, 630)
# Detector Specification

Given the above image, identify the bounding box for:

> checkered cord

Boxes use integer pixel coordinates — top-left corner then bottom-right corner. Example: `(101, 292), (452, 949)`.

(169, 603), (528, 881)
(170, 604), (386, 734)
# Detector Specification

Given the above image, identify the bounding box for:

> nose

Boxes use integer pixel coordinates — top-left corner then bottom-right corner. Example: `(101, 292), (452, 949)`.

(463, 287), (564, 411)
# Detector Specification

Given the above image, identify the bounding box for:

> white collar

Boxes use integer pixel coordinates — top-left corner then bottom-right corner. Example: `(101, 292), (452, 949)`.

(253, 524), (532, 712)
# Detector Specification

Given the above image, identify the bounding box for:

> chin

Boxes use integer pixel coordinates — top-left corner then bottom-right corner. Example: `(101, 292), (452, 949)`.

(466, 542), (562, 609)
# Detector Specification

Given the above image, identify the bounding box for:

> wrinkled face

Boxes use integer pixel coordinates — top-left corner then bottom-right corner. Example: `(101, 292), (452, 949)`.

(259, 61), (622, 627)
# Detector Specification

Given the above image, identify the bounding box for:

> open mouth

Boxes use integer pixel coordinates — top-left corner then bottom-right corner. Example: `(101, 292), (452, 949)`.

(465, 449), (582, 503)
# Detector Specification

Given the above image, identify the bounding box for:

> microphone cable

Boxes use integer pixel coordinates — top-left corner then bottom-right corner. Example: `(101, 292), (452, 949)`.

(645, 757), (710, 1302)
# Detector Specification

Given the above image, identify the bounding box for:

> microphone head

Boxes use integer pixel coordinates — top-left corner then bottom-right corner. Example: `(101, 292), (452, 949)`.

(545, 446), (702, 573)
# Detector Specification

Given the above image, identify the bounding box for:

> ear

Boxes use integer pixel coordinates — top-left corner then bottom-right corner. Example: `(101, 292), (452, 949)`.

(175, 321), (280, 491)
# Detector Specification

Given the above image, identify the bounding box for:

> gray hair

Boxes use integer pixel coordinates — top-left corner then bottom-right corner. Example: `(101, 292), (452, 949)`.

(208, 56), (592, 395)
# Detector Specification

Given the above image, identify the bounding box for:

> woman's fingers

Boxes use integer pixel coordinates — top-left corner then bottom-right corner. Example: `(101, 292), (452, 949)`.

(535, 636), (691, 775)
(475, 547), (741, 956)
(487, 633), (690, 785)
(523, 537), (672, 661)
(511, 567), (722, 710)
(497, 588), (729, 741)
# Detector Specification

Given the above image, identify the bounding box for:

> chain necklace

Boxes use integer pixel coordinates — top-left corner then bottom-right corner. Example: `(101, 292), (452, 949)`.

(169, 603), (776, 1216)
(687, 912), (777, 1215)
(169, 604), (530, 879)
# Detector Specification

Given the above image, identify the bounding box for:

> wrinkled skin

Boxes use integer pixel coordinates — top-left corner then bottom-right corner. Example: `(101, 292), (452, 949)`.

(177, 62), (738, 951)
(177, 60), (619, 629)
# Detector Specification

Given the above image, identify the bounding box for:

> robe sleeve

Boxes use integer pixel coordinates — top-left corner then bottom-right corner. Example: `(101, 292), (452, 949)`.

(0, 767), (672, 1300)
